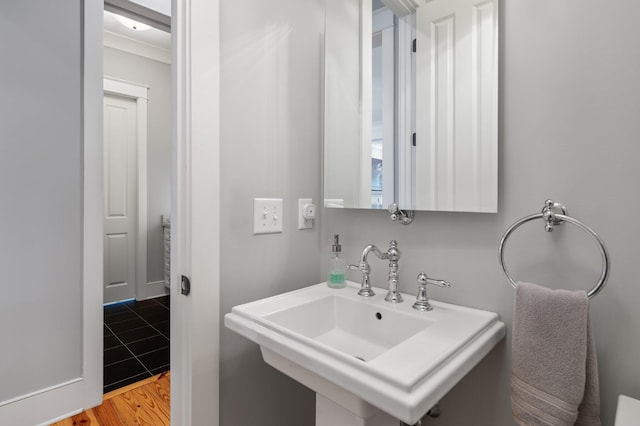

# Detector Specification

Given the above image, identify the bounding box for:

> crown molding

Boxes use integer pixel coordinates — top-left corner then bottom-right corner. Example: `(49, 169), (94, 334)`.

(104, 30), (171, 64)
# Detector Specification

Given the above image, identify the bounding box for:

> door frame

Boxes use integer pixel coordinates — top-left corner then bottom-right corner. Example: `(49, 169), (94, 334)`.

(171, 0), (221, 424)
(103, 77), (150, 302)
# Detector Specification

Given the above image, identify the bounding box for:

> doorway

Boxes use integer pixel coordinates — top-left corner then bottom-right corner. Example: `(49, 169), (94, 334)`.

(0, 1), (220, 423)
(102, 4), (172, 394)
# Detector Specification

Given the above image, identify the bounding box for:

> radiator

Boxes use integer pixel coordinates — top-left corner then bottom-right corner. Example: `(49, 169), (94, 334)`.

(162, 215), (171, 289)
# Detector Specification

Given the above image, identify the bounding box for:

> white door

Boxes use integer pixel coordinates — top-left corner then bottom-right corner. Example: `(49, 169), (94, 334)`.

(0, 1), (102, 424)
(103, 93), (138, 304)
(415, 0), (498, 211)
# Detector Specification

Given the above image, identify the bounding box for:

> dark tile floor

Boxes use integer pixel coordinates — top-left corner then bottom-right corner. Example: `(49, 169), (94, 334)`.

(103, 296), (170, 393)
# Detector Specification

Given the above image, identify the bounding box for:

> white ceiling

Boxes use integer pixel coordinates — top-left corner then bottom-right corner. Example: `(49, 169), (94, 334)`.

(130, 0), (171, 17)
(104, 10), (171, 51)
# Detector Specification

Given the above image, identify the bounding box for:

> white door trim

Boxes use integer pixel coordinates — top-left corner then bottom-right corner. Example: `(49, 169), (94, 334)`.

(0, 1), (103, 423)
(171, 0), (221, 424)
(103, 77), (149, 301)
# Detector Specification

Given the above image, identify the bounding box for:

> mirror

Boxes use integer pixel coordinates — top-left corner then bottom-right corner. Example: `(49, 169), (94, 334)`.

(324, 0), (499, 212)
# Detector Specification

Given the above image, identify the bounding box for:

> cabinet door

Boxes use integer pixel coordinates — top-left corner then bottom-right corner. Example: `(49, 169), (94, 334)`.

(415, 0), (498, 212)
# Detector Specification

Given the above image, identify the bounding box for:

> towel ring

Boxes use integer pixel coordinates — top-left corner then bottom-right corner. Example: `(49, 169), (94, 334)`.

(499, 200), (610, 299)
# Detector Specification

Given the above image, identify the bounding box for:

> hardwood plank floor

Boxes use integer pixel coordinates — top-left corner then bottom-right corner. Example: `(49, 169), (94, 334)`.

(51, 371), (170, 426)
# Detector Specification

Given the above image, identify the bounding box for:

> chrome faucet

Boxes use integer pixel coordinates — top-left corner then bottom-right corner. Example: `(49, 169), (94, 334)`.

(348, 240), (403, 302)
(348, 244), (389, 297)
(384, 240), (402, 303)
(412, 272), (451, 311)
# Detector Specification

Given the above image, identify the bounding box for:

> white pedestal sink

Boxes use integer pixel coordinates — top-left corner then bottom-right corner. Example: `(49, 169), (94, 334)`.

(225, 282), (505, 425)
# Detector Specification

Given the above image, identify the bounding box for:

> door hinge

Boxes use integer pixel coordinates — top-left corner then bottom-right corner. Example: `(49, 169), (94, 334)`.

(412, 133), (416, 146)
(181, 275), (191, 296)
(412, 39), (416, 53)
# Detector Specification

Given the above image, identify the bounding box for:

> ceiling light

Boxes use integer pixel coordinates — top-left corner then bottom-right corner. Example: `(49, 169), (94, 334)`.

(116, 15), (152, 31)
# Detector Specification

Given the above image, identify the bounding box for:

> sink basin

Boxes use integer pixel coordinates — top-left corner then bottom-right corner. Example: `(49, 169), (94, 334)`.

(265, 294), (435, 362)
(225, 281), (505, 425)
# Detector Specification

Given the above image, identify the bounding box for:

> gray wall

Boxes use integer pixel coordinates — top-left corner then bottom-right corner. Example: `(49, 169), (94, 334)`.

(0, 0), (83, 403)
(219, 0), (323, 425)
(324, 0), (640, 425)
(219, 0), (640, 425)
(104, 46), (171, 285)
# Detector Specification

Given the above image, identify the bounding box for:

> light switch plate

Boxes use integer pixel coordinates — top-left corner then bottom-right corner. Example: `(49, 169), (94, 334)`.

(298, 198), (313, 230)
(254, 198), (283, 234)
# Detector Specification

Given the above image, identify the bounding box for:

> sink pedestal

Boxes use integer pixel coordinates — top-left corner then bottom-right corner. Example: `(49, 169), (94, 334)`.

(316, 395), (399, 426)
(264, 347), (403, 425)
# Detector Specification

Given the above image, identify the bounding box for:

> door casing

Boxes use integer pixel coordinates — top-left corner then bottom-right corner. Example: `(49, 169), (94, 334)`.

(170, 0), (221, 424)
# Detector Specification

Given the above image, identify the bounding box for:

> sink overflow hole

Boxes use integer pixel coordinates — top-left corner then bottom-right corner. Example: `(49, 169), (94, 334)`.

(355, 356), (366, 362)
(376, 312), (382, 320)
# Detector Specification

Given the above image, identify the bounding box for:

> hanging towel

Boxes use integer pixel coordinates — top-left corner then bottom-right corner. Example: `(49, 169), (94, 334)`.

(511, 281), (601, 426)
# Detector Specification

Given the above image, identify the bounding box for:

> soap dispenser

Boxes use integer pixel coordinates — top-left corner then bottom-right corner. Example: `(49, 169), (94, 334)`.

(328, 234), (346, 288)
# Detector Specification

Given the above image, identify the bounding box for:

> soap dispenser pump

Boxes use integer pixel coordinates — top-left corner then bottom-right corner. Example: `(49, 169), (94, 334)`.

(328, 234), (346, 288)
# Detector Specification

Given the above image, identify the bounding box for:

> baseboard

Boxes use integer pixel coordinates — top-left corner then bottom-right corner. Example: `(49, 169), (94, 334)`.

(137, 280), (170, 301)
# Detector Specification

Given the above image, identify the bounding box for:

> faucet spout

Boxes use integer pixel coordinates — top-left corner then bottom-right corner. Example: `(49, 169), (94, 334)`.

(348, 244), (388, 297)
(349, 241), (403, 301)
(360, 244), (389, 264)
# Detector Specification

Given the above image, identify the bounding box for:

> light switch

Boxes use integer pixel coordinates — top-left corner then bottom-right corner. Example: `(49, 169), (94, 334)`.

(254, 198), (283, 234)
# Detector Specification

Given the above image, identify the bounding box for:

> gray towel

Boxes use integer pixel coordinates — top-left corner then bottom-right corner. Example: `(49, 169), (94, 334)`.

(511, 282), (601, 426)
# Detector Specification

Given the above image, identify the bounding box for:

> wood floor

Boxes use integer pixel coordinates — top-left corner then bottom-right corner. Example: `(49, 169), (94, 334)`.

(51, 372), (170, 426)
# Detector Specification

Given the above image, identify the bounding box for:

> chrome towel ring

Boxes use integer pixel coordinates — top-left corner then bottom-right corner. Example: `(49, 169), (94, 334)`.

(499, 200), (610, 299)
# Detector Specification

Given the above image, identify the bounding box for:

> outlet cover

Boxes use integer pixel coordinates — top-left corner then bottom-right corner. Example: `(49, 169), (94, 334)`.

(298, 198), (313, 230)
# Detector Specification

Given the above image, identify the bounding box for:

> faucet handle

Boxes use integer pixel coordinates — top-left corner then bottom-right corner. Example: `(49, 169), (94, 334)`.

(413, 272), (451, 311)
(388, 203), (415, 225)
(417, 272), (450, 288)
(348, 262), (370, 273)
